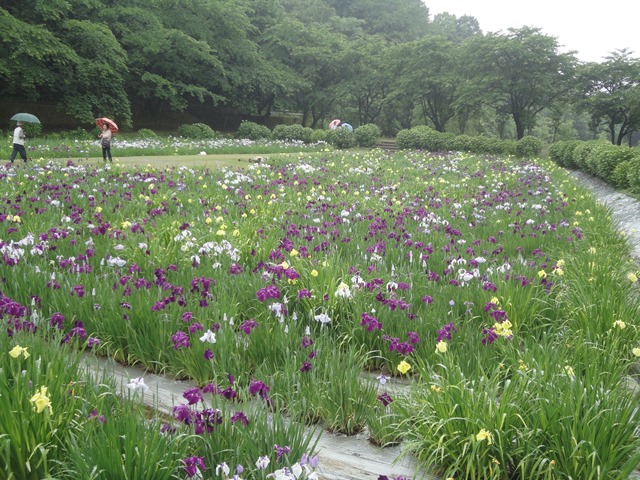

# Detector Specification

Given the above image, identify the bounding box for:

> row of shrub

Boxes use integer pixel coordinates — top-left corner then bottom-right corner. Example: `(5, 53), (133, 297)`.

(549, 140), (640, 193)
(396, 125), (544, 158)
(236, 121), (381, 148)
(34, 121), (381, 148)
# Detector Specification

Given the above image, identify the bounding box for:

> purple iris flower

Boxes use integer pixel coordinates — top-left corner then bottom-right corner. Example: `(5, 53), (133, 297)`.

(183, 387), (203, 405)
(171, 331), (190, 349)
(181, 456), (206, 478)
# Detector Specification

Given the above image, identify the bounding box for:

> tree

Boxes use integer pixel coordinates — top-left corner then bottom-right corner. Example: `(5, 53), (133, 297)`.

(427, 12), (481, 42)
(333, 35), (392, 126)
(99, 5), (225, 114)
(260, 16), (349, 126)
(464, 27), (578, 139)
(244, 0), (308, 117)
(158, 0), (263, 113)
(576, 50), (640, 145)
(391, 36), (463, 132)
(58, 19), (131, 125)
(0, 8), (77, 102)
(326, 0), (429, 42)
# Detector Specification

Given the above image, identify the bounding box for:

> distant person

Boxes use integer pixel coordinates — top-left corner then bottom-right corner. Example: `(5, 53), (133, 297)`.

(9, 121), (27, 164)
(98, 123), (113, 162)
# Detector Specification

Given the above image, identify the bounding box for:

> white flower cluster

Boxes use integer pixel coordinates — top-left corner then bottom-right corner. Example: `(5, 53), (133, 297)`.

(198, 239), (240, 262)
(0, 241), (26, 262)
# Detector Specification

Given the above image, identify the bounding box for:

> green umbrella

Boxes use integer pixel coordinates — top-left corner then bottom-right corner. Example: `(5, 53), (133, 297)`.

(10, 113), (41, 124)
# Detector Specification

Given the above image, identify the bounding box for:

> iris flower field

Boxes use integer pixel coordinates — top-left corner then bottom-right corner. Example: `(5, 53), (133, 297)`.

(2, 149), (640, 479)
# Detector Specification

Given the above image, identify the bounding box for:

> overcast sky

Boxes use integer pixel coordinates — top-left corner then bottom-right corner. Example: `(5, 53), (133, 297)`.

(423, 0), (639, 63)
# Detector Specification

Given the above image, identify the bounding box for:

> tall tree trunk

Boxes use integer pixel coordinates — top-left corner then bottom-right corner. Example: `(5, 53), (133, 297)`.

(513, 114), (525, 140)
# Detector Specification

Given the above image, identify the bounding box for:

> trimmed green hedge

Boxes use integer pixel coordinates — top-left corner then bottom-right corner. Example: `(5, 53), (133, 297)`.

(396, 126), (538, 157)
(137, 128), (158, 138)
(326, 128), (355, 149)
(354, 124), (380, 147)
(236, 121), (271, 141)
(547, 139), (640, 193)
(177, 123), (218, 139)
(549, 140), (580, 168)
(515, 135), (543, 158)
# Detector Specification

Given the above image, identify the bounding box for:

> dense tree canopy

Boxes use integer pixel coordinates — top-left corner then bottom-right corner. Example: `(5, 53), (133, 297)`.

(0, 0), (637, 141)
(576, 50), (640, 145)
(464, 27), (578, 139)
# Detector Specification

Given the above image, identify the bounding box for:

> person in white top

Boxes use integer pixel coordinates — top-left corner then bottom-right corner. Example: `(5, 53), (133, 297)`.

(10, 122), (27, 164)
(98, 123), (113, 162)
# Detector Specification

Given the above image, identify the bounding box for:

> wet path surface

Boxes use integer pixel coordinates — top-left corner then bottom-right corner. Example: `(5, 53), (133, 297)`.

(569, 170), (640, 262)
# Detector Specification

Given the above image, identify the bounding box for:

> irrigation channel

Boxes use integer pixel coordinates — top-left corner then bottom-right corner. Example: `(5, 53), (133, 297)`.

(81, 169), (640, 480)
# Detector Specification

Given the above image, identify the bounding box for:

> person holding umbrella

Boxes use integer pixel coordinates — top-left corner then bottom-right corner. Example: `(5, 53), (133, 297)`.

(98, 122), (113, 162)
(96, 118), (118, 163)
(9, 121), (27, 164)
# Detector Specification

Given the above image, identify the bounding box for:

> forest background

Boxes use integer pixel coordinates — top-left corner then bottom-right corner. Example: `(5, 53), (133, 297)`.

(1, 0), (639, 145)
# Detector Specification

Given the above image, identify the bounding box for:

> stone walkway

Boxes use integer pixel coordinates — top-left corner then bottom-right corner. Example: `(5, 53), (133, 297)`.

(81, 169), (640, 480)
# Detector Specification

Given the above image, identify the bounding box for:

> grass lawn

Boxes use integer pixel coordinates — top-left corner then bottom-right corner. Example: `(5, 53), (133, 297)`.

(36, 153), (269, 170)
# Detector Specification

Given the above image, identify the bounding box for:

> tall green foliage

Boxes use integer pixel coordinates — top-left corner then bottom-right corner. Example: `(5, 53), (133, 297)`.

(576, 50), (640, 145)
(463, 27), (578, 139)
(0, 9), (77, 101)
(1, 0), (638, 141)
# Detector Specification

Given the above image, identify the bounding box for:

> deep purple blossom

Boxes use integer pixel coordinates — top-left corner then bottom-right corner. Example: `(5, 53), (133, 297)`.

(298, 288), (312, 299)
(160, 423), (176, 434)
(240, 319), (258, 335)
(87, 409), (106, 424)
(182, 456), (206, 478)
(220, 387), (237, 401)
(171, 331), (190, 349)
(49, 312), (65, 329)
(230, 411), (249, 425)
(274, 444), (291, 460)
(71, 285), (85, 297)
(360, 312), (383, 331)
(69, 321), (87, 339)
(202, 383), (216, 394)
(188, 322), (204, 334)
(377, 392), (394, 407)
(483, 281), (498, 292)
(436, 323), (457, 342)
(229, 263), (243, 275)
(173, 404), (193, 424)
(183, 387), (203, 405)
(301, 335), (314, 348)
(482, 328), (498, 345)
(406, 331), (420, 344)
(256, 284), (281, 301)
(249, 379), (270, 400)
(490, 310), (508, 322)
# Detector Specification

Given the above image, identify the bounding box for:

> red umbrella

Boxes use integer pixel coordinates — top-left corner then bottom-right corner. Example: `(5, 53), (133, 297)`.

(95, 117), (119, 134)
(328, 119), (341, 130)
